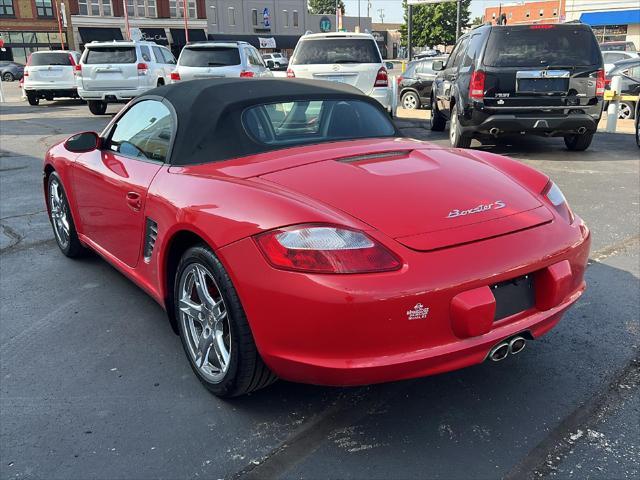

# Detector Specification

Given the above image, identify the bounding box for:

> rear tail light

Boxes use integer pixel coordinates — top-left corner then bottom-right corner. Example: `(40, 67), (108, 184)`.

(255, 225), (402, 274)
(543, 181), (574, 224)
(170, 71), (181, 81)
(595, 69), (605, 97)
(286, 68), (295, 78)
(74, 64), (82, 77)
(137, 63), (148, 76)
(530, 24), (554, 29)
(397, 75), (403, 86)
(240, 70), (254, 78)
(469, 70), (486, 100)
(374, 67), (388, 87)
(24, 54), (31, 76)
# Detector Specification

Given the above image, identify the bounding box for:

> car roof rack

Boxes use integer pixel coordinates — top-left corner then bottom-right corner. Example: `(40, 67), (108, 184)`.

(186, 40), (249, 46)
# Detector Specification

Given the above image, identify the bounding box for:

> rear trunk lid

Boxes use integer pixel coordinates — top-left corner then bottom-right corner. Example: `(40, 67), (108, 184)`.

(259, 148), (550, 250)
(291, 37), (383, 94)
(80, 45), (139, 91)
(26, 52), (75, 86)
(481, 25), (602, 109)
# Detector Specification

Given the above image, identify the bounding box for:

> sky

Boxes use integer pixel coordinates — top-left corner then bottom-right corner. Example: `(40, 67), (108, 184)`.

(343, 0), (508, 24)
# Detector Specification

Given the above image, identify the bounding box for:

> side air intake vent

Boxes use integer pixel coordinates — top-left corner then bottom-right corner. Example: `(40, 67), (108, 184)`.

(336, 150), (412, 164)
(143, 218), (158, 263)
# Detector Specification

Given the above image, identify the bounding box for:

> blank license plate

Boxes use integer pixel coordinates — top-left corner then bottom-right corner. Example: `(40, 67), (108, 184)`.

(491, 274), (535, 320)
(517, 78), (568, 93)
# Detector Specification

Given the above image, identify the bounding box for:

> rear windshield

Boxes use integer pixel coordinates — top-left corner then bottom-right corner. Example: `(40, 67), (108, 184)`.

(179, 47), (241, 67)
(30, 52), (72, 66)
(484, 27), (600, 67)
(292, 38), (381, 65)
(85, 47), (137, 64)
(243, 99), (395, 147)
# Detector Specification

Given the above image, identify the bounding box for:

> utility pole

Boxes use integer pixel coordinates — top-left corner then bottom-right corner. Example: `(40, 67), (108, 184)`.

(455, 0), (462, 39)
(407, 3), (413, 61)
(377, 8), (385, 24)
(358, 0), (361, 30)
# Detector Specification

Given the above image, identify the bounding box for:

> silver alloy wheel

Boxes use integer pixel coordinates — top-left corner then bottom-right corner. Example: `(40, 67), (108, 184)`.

(178, 263), (231, 383)
(450, 109), (458, 144)
(618, 102), (632, 120)
(402, 92), (418, 109)
(49, 178), (70, 249)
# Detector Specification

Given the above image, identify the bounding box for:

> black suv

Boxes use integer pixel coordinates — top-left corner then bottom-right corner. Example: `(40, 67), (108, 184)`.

(430, 23), (605, 151)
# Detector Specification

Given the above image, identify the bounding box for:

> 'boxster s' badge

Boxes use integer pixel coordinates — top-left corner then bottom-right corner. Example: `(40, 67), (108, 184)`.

(407, 303), (430, 320)
(447, 200), (506, 219)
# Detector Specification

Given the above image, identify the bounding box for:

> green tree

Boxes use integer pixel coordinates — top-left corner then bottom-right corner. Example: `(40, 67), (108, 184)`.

(471, 15), (484, 26)
(400, 0), (471, 50)
(308, 0), (345, 15)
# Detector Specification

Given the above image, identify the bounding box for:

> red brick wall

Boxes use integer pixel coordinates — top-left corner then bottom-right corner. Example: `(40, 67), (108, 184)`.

(485, 0), (565, 25)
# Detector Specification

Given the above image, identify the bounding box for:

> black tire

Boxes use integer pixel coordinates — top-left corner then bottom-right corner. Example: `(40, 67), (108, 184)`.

(174, 245), (276, 397)
(401, 91), (420, 110)
(26, 92), (39, 106)
(564, 132), (594, 151)
(47, 171), (87, 258)
(449, 108), (472, 148)
(2, 72), (14, 82)
(88, 100), (107, 115)
(430, 95), (446, 131)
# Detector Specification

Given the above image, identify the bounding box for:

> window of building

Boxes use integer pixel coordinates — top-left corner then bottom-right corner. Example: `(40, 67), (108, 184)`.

(525, 10), (530, 18)
(169, 0), (196, 19)
(227, 6), (235, 25)
(293, 10), (299, 27)
(508, 12), (512, 19)
(126, 0), (156, 17)
(35, 0), (54, 17)
(553, 8), (558, 16)
(210, 5), (217, 23)
(539, 9), (544, 17)
(0, 0), (14, 16)
(252, 9), (258, 26)
(492, 12), (496, 19)
(283, 10), (289, 27)
(78, 0), (112, 16)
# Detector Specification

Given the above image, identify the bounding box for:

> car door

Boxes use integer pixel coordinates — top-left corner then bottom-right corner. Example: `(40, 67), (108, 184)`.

(415, 60), (435, 101)
(440, 36), (469, 113)
(72, 99), (174, 267)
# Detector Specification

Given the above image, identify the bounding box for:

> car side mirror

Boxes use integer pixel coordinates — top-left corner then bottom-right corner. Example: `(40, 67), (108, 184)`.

(432, 60), (444, 71)
(65, 131), (100, 153)
(385, 62), (394, 70)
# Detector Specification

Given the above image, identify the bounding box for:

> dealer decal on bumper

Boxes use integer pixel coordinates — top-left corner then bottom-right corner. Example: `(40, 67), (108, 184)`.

(407, 303), (430, 320)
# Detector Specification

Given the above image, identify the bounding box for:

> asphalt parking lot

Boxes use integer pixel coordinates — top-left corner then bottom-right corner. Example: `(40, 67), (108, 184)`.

(1, 84), (639, 480)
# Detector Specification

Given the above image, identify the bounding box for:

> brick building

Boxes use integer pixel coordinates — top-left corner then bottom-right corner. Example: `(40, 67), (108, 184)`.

(0, 0), (74, 63)
(484, 1), (564, 26)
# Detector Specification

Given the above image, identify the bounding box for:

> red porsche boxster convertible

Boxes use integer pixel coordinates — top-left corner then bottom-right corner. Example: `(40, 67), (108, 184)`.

(44, 79), (590, 397)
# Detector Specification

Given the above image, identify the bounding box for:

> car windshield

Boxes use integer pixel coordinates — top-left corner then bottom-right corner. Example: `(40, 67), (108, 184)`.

(179, 47), (241, 67)
(30, 52), (72, 66)
(292, 38), (381, 64)
(484, 27), (600, 67)
(243, 99), (395, 147)
(85, 47), (136, 64)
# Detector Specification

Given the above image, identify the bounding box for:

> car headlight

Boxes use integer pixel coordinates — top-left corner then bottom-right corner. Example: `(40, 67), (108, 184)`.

(255, 224), (402, 274)
(543, 181), (574, 224)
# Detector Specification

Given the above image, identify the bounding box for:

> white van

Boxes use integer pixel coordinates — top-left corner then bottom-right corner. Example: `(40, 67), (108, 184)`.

(287, 32), (392, 111)
(77, 40), (176, 115)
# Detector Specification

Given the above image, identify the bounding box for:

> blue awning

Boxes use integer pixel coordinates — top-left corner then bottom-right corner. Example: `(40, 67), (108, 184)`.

(580, 9), (640, 26)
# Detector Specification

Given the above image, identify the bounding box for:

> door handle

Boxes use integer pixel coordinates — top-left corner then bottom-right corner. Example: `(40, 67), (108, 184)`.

(126, 191), (142, 211)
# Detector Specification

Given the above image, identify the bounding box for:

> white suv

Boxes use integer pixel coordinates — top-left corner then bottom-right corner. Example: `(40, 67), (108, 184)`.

(262, 52), (289, 69)
(77, 40), (176, 115)
(287, 33), (392, 111)
(24, 50), (81, 106)
(170, 41), (272, 83)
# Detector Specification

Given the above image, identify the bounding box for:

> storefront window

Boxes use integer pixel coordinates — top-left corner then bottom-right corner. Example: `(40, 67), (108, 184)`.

(592, 25), (628, 43)
(0, 0), (15, 16)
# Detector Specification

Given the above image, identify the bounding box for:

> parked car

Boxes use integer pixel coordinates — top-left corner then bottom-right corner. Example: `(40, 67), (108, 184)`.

(23, 51), (81, 105)
(604, 58), (640, 120)
(77, 40), (176, 115)
(414, 49), (442, 59)
(287, 32), (392, 112)
(397, 56), (446, 110)
(170, 41), (271, 83)
(599, 41), (637, 52)
(263, 52), (289, 70)
(601, 50), (639, 74)
(431, 22), (605, 151)
(0, 60), (24, 82)
(635, 102), (640, 147)
(43, 78), (590, 397)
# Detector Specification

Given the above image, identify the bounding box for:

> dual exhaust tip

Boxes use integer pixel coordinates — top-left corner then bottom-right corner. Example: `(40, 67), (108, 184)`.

(488, 336), (526, 362)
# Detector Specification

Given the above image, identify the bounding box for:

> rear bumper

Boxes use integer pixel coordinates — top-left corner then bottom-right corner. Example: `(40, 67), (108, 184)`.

(218, 215), (591, 386)
(24, 82), (77, 95)
(78, 86), (151, 102)
(462, 106), (602, 137)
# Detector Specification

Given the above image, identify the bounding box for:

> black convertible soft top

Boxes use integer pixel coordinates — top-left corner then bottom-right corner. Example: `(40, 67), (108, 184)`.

(135, 78), (398, 165)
